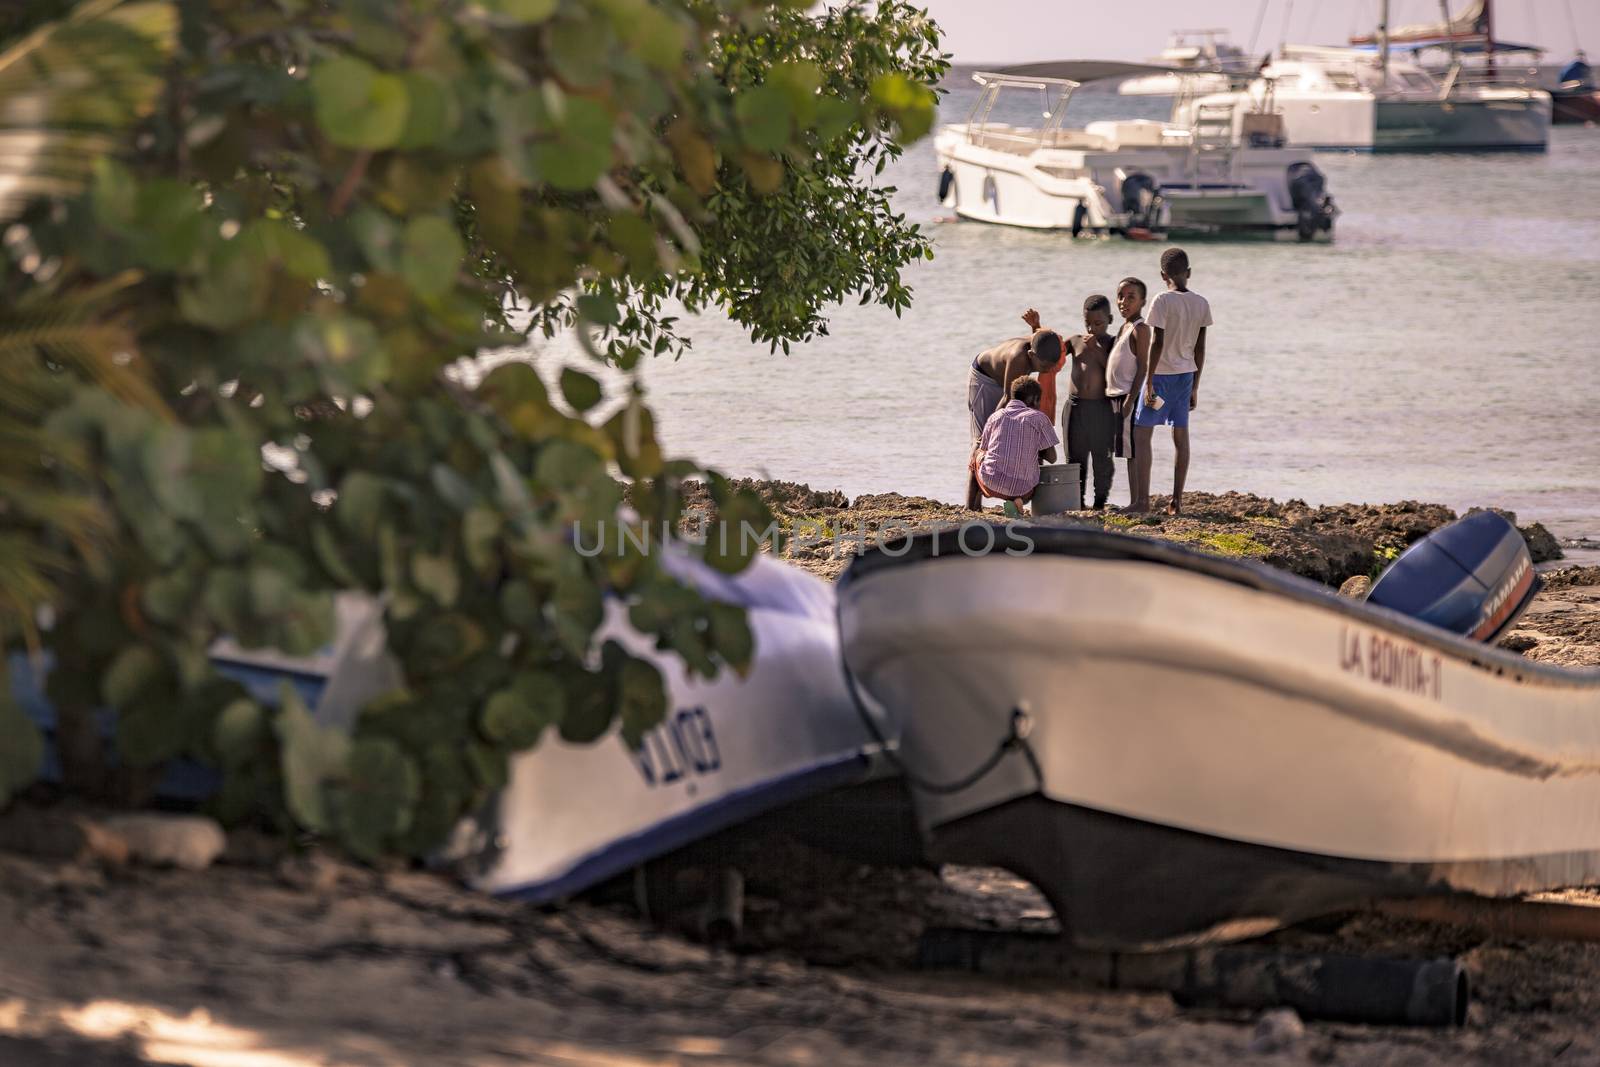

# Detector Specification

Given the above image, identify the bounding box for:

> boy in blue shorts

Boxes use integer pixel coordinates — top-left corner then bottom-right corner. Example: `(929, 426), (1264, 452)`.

(1132, 247), (1212, 515)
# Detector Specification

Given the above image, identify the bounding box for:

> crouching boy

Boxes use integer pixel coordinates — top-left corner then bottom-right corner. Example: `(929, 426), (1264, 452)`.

(969, 377), (1059, 515)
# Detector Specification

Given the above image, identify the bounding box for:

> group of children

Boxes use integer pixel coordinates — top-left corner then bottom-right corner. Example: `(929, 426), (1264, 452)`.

(966, 247), (1212, 517)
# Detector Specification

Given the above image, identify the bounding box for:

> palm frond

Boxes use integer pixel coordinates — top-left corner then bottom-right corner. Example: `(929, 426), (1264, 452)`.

(0, 0), (177, 222)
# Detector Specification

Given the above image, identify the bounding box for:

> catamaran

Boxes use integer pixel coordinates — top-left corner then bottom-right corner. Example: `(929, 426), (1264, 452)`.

(935, 61), (1338, 241)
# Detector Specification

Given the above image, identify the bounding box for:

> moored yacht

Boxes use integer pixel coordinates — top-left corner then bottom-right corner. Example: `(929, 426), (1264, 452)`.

(935, 62), (1338, 241)
(1181, 43), (1550, 151)
(1120, 29), (1257, 97)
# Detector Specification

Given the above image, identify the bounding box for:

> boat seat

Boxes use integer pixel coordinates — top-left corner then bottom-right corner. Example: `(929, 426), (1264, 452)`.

(1083, 120), (1175, 148)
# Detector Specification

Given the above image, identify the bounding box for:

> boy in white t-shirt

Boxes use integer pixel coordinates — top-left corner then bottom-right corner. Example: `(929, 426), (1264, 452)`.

(1132, 247), (1212, 516)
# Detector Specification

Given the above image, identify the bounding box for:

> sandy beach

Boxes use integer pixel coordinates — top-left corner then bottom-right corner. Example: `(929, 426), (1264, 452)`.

(4, 484), (1600, 1066)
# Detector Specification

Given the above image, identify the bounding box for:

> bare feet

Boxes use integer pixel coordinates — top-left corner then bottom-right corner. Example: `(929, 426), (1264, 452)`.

(1167, 503), (1182, 516)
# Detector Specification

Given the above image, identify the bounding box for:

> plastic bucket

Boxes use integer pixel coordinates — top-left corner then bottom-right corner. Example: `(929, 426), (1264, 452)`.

(1032, 463), (1082, 515)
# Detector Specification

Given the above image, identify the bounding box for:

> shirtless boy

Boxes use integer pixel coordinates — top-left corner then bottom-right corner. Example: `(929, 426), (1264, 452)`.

(1024, 297), (1117, 510)
(966, 328), (1063, 509)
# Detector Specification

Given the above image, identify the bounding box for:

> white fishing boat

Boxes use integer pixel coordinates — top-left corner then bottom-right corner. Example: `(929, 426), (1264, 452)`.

(836, 513), (1600, 952)
(16, 546), (892, 901)
(936, 61), (1338, 240)
(470, 548), (895, 902)
(1120, 29), (1258, 97)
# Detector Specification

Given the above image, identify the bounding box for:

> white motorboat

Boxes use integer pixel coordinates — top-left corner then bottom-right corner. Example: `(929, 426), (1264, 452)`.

(836, 513), (1600, 952)
(470, 548), (895, 902)
(936, 61), (1338, 241)
(1120, 29), (1258, 97)
(15, 547), (893, 901)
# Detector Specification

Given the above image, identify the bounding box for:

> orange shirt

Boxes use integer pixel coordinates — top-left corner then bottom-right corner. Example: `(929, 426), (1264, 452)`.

(1036, 350), (1066, 426)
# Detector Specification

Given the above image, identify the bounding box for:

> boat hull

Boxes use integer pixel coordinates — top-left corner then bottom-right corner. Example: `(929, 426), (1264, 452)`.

(473, 553), (891, 902)
(1553, 90), (1600, 125)
(1374, 95), (1550, 150)
(838, 527), (1600, 951)
(935, 127), (1332, 238)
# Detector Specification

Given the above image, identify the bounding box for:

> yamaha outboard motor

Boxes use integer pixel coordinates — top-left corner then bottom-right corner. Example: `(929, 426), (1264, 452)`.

(1287, 161), (1336, 242)
(1368, 511), (1540, 643)
(1119, 171), (1163, 234)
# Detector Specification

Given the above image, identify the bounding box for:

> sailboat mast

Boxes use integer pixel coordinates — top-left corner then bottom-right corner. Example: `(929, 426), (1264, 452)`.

(1484, 0), (1496, 80)
(1379, 0), (1390, 82)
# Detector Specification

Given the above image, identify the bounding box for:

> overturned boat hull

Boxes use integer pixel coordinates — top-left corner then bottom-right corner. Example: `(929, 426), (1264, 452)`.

(838, 526), (1600, 951)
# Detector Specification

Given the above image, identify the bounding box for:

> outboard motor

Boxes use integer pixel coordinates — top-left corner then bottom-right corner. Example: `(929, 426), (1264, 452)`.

(1367, 511), (1541, 643)
(1287, 161), (1336, 242)
(1118, 171), (1163, 234)
(937, 165), (955, 204)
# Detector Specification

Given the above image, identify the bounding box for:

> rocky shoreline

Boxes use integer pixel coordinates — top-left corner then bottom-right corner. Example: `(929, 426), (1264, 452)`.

(3, 484), (1599, 1064)
(691, 479), (1564, 582)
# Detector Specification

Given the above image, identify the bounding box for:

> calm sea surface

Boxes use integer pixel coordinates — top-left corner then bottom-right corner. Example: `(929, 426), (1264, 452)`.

(522, 79), (1600, 544)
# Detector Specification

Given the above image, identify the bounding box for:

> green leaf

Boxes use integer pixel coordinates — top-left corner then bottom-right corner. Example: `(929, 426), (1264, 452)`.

(704, 490), (773, 575)
(411, 552), (460, 607)
(735, 84), (793, 153)
(336, 472), (386, 539)
(311, 522), (362, 587)
(275, 682), (350, 834)
(575, 292), (620, 326)
(396, 71), (459, 149)
(614, 646), (666, 747)
(550, 570), (603, 657)
(102, 644), (162, 707)
(530, 97), (613, 191)
(556, 667), (615, 743)
(534, 439), (604, 491)
(399, 214), (464, 298)
(768, 61), (822, 125)
(499, 579), (541, 629)
(430, 464), (479, 512)
(142, 569), (197, 624)
(480, 671), (564, 749)
(462, 507), (501, 576)
(116, 696), (188, 768)
(706, 601), (754, 676)
(213, 698), (264, 768)
(0, 697), (43, 804)
(310, 56), (410, 150)
(335, 737), (419, 860)
(559, 368), (602, 412)
(479, 0), (559, 24)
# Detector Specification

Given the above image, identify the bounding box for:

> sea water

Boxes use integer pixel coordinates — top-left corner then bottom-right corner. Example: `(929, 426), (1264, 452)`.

(519, 76), (1600, 545)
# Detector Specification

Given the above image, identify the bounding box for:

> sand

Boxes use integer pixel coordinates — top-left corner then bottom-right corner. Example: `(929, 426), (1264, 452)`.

(3, 485), (1599, 1066)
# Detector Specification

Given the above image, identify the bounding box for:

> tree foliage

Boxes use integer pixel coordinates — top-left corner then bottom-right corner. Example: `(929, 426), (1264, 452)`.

(0, 0), (944, 854)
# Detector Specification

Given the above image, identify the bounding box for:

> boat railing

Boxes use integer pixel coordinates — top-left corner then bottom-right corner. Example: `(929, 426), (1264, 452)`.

(964, 71), (1079, 150)
(1439, 66), (1549, 90)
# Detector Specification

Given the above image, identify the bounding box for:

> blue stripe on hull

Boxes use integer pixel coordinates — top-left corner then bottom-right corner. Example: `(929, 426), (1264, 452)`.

(491, 752), (875, 903)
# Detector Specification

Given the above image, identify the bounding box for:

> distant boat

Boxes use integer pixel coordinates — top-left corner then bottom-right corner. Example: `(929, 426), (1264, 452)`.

(1120, 29), (1258, 97)
(1178, 43), (1551, 152)
(935, 61), (1338, 241)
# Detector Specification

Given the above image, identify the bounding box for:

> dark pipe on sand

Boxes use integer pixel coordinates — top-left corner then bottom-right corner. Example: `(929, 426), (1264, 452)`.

(917, 928), (1468, 1028)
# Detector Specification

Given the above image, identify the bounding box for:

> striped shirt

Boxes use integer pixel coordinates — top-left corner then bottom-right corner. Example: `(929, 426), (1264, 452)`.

(977, 400), (1059, 498)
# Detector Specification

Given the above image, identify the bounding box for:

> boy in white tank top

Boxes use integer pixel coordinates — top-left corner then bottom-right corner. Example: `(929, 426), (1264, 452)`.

(1107, 277), (1152, 511)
